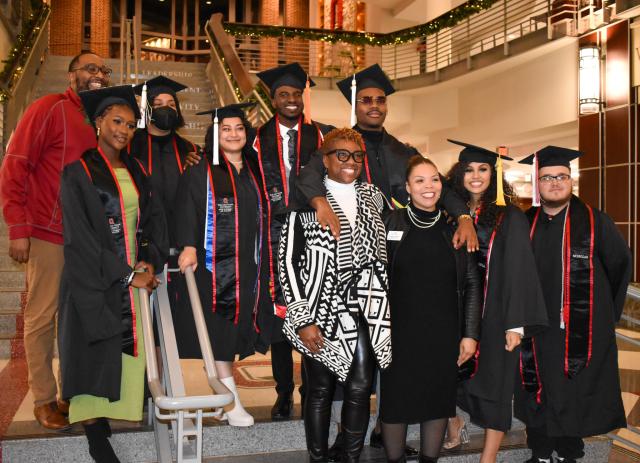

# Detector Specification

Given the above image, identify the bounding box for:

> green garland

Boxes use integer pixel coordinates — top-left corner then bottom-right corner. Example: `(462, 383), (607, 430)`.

(0, 2), (49, 102)
(224, 0), (498, 46)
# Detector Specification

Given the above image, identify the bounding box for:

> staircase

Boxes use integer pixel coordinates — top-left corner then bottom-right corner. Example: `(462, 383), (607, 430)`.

(0, 219), (25, 359)
(1, 411), (614, 462)
(28, 55), (215, 146)
(0, 55), (217, 360)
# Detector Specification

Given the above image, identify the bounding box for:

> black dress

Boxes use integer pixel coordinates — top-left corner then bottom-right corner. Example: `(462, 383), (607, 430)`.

(380, 208), (459, 424)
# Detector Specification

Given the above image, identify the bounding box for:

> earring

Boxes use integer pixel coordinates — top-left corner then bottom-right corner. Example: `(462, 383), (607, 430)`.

(96, 127), (101, 136)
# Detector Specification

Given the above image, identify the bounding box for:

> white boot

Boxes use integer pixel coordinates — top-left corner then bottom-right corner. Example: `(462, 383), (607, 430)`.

(220, 376), (254, 427)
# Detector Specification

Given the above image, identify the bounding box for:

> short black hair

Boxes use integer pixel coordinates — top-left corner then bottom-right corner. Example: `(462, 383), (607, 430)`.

(68, 50), (100, 72)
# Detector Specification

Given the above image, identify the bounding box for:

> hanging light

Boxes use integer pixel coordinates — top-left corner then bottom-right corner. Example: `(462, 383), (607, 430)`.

(579, 45), (601, 115)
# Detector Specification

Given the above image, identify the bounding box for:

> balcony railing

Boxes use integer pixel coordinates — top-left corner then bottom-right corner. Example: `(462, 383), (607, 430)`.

(220, 0), (564, 81)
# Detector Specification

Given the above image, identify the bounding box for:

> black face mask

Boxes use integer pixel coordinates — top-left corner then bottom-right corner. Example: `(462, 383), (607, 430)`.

(151, 106), (179, 131)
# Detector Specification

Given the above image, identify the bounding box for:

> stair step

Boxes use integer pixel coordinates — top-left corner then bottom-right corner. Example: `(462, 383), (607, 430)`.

(0, 254), (25, 271)
(0, 312), (18, 337)
(0, 271), (26, 290)
(0, 418), (612, 462)
(0, 290), (23, 308)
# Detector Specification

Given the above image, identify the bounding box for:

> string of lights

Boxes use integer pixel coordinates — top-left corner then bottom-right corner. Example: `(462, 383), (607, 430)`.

(0, 3), (49, 102)
(223, 0), (498, 46)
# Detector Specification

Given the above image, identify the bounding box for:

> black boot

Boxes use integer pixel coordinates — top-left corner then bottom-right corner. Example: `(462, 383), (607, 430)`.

(83, 420), (120, 463)
(328, 431), (344, 462)
(419, 456), (437, 463)
(271, 392), (293, 420)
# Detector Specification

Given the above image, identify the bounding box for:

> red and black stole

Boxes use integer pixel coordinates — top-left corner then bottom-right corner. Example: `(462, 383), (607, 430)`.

(204, 153), (264, 326)
(520, 195), (595, 401)
(252, 115), (322, 301)
(79, 148), (147, 357)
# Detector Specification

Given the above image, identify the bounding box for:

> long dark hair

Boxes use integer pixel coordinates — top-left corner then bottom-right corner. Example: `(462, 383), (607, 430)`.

(446, 161), (517, 229)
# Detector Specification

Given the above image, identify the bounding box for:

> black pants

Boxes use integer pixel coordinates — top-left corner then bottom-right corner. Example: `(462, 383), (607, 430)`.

(271, 340), (306, 396)
(303, 320), (375, 462)
(526, 426), (585, 460)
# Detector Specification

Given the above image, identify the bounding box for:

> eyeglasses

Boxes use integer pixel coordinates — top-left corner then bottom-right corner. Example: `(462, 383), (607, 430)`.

(355, 96), (387, 106)
(72, 63), (113, 77)
(326, 149), (366, 163)
(539, 174), (571, 183)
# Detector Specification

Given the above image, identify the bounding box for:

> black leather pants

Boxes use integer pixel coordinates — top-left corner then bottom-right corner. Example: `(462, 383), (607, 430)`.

(303, 319), (375, 462)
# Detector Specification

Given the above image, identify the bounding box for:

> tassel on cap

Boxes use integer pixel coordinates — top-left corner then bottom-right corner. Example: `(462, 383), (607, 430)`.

(350, 74), (357, 127)
(213, 109), (219, 166)
(137, 83), (147, 129)
(303, 74), (312, 125)
(532, 152), (540, 207)
(496, 146), (507, 206)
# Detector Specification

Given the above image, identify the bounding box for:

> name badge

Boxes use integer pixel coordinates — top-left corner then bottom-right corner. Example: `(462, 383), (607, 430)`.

(387, 230), (403, 241)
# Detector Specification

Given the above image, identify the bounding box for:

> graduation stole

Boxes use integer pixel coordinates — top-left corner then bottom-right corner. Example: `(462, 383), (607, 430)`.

(520, 196), (595, 398)
(145, 133), (196, 175)
(79, 148), (142, 357)
(204, 153), (264, 325)
(253, 115), (321, 300)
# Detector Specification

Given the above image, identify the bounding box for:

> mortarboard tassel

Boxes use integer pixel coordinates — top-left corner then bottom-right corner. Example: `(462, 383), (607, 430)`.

(496, 146), (506, 206)
(213, 109), (219, 166)
(304, 75), (312, 125)
(137, 83), (147, 129)
(350, 74), (357, 127)
(532, 152), (540, 207)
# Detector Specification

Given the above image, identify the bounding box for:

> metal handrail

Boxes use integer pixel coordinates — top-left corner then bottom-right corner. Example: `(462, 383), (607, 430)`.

(138, 282), (233, 412)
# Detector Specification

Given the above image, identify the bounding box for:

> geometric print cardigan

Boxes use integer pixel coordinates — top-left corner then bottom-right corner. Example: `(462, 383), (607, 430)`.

(278, 181), (392, 381)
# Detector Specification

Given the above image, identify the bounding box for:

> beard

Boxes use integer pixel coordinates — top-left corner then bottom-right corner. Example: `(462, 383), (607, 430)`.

(541, 192), (572, 209)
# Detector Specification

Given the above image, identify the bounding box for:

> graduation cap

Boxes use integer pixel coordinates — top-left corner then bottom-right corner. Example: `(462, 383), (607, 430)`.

(257, 63), (316, 124)
(79, 85), (141, 122)
(336, 64), (396, 127)
(196, 102), (256, 165)
(133, 76), (188, 129)
(518, 146), (582, 206)
(448, 139), (514, 206)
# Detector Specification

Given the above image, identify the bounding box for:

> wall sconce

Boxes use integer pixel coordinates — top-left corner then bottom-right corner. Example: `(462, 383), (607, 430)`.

(579, 45), (601, 115)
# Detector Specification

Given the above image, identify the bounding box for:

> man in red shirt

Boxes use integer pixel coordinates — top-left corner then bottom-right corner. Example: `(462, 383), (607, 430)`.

(0, 50), (110, 429)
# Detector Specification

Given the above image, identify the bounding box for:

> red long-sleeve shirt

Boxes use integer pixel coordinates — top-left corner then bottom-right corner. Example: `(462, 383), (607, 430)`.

(0, 87), (97, 244)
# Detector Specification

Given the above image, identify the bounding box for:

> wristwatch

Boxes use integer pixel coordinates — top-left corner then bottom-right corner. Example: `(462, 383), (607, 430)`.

(121, 270), (135, 288)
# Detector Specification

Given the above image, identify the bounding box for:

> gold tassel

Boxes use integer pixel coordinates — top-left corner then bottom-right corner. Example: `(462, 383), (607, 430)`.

(496, 147), (506, 206)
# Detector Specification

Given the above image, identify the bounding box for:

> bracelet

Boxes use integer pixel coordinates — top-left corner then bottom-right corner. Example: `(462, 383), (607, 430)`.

(458, 214), (472, 221)
(126, 271), (135, 286)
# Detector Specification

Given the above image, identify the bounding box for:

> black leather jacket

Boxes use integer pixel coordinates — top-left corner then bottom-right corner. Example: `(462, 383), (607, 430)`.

(384, 209), (482, 341)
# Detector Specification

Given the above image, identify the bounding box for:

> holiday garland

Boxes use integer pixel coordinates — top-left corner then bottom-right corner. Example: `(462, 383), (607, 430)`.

(0, 2), (49, 101)
(224, 0), (499, 46)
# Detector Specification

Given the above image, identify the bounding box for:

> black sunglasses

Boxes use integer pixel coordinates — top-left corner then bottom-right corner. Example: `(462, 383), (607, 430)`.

(356, 96), (387, 106)
(326, 149), (366, 163)
(72, 63), (113, 77)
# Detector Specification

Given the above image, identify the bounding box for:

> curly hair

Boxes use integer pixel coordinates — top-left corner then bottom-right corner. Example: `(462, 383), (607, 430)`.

(445, 161), (517, 229)
(321, 128), (364, 154)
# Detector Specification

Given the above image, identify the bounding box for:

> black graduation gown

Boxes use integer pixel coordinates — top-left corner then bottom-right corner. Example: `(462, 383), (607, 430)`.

(129, 128), (197, 246)
(295, 127), (468, 217)
(249, 117), (332, 343)
(459, 205), (548, 432)
(173, 152), (270, 360)
(58, 149), (168, 401)
(514, 203), (631, 437)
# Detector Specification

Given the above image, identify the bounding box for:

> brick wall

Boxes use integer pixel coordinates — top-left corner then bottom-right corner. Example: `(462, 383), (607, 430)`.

(50, 0), (83, 56)
(90, 0), (112, 57)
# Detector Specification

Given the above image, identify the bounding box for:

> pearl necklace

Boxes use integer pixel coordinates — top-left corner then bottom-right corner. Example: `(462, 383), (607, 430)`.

(407, 206), (441, 229)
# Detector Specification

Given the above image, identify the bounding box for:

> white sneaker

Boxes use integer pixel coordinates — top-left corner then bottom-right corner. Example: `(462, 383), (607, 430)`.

(220, 376), (254, 427)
